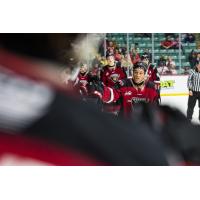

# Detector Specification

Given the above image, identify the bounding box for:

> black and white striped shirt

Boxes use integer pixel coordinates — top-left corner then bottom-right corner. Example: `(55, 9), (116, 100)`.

(187, 69), (200, 92)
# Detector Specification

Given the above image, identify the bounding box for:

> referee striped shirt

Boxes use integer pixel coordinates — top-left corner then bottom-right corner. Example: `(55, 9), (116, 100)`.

(187, 69), (200, 92)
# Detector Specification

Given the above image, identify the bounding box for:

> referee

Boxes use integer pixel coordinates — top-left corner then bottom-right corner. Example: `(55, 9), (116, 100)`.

(187, 61), (200, 122)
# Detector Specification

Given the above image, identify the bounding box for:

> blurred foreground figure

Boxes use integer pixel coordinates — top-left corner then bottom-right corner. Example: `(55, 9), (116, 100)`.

(0, 34), (199, 166)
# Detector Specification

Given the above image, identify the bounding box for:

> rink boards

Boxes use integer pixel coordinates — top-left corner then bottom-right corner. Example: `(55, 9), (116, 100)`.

(160, 75), (199, 124)
(160, 75), (189, 97)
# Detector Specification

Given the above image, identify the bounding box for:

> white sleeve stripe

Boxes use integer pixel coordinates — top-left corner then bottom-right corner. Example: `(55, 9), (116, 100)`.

(106, 87), (114, 103)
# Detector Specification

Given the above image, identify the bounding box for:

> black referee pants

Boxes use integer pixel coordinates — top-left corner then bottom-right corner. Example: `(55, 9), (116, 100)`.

(187, 91), (200, 121)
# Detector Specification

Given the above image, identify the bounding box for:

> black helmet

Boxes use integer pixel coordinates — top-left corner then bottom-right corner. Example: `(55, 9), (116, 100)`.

(141, 54), (149, 60)
(106, 53), (114, 58)
(133, 62), (147, 72)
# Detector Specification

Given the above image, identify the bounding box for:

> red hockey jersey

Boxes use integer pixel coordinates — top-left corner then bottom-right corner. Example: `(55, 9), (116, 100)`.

(101, 79), (158, 118)
(147, 65), (160, 91)
(101, 66), (127, 88)
(147, 65), (160, 82)
(74, 72), (91, 96)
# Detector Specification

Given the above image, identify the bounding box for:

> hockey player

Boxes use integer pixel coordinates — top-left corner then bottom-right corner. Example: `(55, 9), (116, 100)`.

(141, 54), (161, 103)
(73, 63), (101, 106)
(98, 54), (126, 115)
(101, 54), (127, 88)
(73, 63), (91, 96)
(94, 62), (159, 118)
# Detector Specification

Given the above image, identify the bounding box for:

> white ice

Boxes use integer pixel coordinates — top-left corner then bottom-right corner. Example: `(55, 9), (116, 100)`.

(161, 95), (200, 125)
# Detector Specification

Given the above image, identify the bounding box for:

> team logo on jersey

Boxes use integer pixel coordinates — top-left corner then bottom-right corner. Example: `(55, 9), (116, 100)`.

(110, 74), (120, 83)
(79, 80), (88, 85)
(131, 97), (148, 104)
(124, 91), (132, 96)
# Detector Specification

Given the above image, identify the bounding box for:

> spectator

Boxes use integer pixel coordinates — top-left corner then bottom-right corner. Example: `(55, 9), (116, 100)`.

(157, 56), (177, 75)
(161, 36), (177, 49)
(158, 67), (166, 75)
(106, 41), (116, 55)
(166, 56), (177, 74)
(114, 49), (122, 62)
(189, 50), (197, 68)
(158, 55), (167, 68)
(130, 47), (141, 65)
(183, 33), (195, 43)
(174, 36), (185, 54)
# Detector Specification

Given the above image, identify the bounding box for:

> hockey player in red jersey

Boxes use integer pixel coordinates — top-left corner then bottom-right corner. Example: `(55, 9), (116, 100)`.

(73, 63), (99, 98)
(141, 54), (161, 103)
(140, 54), (160, 82)
(73, 63), (91, 96)
(94, 62), (158, 118)
(101, 54), (127, 88)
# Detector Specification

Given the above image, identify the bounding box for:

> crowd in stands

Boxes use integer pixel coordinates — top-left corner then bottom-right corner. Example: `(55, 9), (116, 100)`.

(157, 56), (177, 75)
(189, 50), (200, 68)
(60, 34), (200, 86)
(161, 35), (180, 50)
(94, 33), (198, 77)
